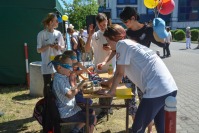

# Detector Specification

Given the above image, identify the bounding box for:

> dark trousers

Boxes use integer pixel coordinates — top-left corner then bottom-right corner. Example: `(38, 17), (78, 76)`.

(43, 74), (52, 98)
(163, 43), (170, 56)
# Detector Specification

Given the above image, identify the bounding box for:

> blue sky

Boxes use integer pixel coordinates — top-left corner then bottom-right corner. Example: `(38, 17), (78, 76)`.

(65, 0), (73, 4)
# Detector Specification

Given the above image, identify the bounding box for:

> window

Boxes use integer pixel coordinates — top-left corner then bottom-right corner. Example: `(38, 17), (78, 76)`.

(178, 0), (199, 21)
(117, 8), (124, 18)
(117, 0), (137, 5)
(147, 9), (154, 15)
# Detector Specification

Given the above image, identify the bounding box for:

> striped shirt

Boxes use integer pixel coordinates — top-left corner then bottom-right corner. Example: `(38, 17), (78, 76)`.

(53, 73), (81, 118)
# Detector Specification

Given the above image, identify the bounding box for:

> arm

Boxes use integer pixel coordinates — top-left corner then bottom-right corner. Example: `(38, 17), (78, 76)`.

(71, 37), (78, 50)
(97, 51), (116, 70)
(73, 62), (91, 74)
(108, 64), (125, 96)
(85, 24), (95, 52)
(66, 88), (79, 99)
(37, 44), (51, 53)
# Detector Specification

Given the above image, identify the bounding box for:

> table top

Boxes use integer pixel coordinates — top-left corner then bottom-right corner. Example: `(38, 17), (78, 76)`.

(83, 73), (133, 99)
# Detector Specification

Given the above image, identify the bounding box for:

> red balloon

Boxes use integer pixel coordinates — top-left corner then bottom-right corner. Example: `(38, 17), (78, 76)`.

(157, 0), (175, 15)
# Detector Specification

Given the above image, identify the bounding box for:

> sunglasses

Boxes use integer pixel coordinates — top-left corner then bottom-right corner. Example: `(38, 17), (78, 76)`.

(121, 18), (133, 23)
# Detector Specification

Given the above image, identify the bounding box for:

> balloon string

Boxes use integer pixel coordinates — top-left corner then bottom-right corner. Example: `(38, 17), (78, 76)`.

(157, 1), (163, 18)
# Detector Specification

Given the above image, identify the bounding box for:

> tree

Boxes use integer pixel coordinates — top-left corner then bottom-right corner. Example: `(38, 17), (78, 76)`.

(63, 0), (99, 30)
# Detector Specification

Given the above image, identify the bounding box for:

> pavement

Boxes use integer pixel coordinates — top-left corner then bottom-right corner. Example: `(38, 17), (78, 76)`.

(150, 42), (199, 133)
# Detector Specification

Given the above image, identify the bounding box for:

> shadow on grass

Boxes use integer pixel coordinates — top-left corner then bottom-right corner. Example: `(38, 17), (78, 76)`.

(12, 93), (39, 101)
(0, 84), (27, 94)
(0, 117), (42, 133)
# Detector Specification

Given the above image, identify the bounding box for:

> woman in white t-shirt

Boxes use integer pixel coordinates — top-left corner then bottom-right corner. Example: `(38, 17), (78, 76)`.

(103, 24), (178, 133)
(37, 13), (65, 97)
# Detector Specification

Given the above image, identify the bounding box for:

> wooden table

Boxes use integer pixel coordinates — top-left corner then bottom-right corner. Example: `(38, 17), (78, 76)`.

(83, 73), (133, 133)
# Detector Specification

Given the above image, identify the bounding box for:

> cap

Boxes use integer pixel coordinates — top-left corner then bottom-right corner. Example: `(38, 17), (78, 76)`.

(120, 7), (140, 21)
(153, 18), (168, 39)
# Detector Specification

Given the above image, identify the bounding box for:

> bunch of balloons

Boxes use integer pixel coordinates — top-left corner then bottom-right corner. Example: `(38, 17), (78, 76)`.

(144, 0), (175, 15)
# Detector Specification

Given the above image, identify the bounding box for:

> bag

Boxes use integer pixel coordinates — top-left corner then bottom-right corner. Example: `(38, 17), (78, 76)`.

(78, 36), (86, 53)
(33, 98), (45, 125)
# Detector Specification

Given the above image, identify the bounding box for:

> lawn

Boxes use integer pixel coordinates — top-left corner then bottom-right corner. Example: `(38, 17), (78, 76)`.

(0, 85), (157, 133)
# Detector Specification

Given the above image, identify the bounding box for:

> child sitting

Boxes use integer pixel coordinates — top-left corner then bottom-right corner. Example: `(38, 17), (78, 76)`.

(52, 54), (97, 133)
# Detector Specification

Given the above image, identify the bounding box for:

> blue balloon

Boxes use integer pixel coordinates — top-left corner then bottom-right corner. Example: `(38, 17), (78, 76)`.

(57, 17), (63, 23)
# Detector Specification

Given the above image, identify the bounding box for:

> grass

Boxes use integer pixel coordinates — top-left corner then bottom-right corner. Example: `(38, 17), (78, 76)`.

(0, 85), (157, 133)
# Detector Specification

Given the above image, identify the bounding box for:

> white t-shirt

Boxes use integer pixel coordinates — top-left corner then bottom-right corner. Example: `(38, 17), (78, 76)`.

(37, 29), (65, 74)
(116, 39), (178, 98)
(165, 31), (172, 43)
(91, 30), (116, 72)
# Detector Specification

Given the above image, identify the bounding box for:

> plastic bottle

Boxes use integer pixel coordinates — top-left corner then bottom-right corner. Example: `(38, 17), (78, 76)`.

(108, 64), (113, 76)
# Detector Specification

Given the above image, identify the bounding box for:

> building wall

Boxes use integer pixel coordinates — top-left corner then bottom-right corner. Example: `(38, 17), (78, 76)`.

(0, 0), (58, 84)
(106, 0), (199, 29)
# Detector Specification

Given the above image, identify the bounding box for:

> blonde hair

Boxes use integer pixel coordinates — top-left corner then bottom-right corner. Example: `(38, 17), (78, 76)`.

(42, 13), (56, 28)
(103, 24), (126, 41)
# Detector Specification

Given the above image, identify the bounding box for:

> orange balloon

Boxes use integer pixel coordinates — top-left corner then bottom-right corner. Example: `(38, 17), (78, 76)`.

(162, 0), (171, 3)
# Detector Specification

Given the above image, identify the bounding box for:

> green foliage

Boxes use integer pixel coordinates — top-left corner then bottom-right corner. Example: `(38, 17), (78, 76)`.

(170, 30), (175, 40)
(63, 0), (99, 30)
(174, 29), (185, 41)
(190, 29), (199, 41)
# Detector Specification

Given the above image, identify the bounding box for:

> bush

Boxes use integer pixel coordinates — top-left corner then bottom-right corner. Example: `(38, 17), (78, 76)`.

(175, 29), (185, 41)
(190, 29), (199, 41)
(170, 30), (175, 40)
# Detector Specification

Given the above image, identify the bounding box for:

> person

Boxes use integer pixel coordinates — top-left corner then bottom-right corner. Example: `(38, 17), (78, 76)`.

(52, 54), (97, 133)
(85, 13), (116, 119)
(186, 26), (191, 49)
(37, 12), (65, 97)
(67, 27), (82, 62)
(103, 24), (178, 133)
(85, 13), (116, 72)
(163, 27), (172, 57)
(99, 7), (166, 133)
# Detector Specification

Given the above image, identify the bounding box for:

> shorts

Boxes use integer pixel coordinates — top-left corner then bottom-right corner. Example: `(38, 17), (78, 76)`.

(61, 110), (95, 125)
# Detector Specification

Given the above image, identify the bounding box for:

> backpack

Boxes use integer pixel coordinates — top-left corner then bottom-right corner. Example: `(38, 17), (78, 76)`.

(33, 83), (61, 133)
(78, 36), (86, 53)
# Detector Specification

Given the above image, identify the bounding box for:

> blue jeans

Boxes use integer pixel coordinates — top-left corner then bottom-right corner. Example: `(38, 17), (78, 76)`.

(132, 91), (177, 133)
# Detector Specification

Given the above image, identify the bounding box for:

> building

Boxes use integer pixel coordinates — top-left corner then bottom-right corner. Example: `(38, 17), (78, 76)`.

(102, 0), (199, 29)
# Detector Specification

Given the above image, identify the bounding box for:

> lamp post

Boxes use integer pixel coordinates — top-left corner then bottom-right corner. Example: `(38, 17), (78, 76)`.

(62, 15), (72, 51)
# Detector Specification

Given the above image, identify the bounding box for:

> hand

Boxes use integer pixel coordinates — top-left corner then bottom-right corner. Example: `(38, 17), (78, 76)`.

(105, 90), (115, 97)
(103, 45), (111, 51)
(49, 44), (55, 48)
(88, 24), (95, 37)
(97, 62), (106, 70)
(54, 44), (59, 51)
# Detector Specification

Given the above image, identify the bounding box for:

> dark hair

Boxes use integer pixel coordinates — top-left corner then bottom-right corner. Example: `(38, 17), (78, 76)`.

(104, 24), (126, 42)
(120, 7), (140, 21)
(95, 13), (107, 23)
(42, 13), (56, 28)
(63, 50), (76, 57)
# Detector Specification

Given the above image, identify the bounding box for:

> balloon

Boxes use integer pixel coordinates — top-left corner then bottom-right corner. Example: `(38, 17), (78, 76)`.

(62, 15), (68, 21)
(162, 0), (170, 3)
(144, 0), (159, 9)
(153, 31), (164, 43)
(57, 16), (63, 23)
(157, 0), (175, 15)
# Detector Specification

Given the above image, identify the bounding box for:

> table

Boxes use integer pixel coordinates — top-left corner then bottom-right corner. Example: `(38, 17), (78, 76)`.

(83, 73), (133, 133)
